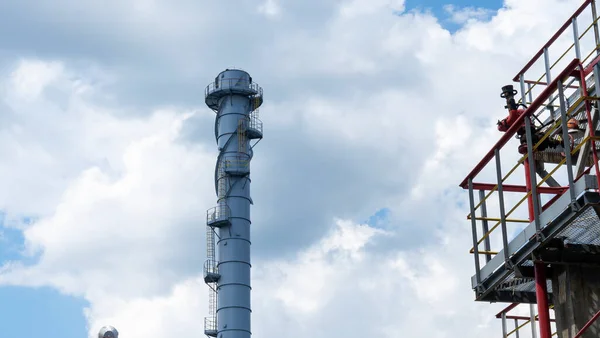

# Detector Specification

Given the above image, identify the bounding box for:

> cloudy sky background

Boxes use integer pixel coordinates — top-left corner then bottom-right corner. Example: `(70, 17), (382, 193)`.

(0, 0), (591, 337)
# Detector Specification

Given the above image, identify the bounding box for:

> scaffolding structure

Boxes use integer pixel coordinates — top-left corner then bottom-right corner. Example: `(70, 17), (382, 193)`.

(459, 1), (600, 337)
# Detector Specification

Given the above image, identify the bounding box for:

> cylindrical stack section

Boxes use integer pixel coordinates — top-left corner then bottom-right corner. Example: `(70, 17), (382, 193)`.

(205, 69), (263, 338)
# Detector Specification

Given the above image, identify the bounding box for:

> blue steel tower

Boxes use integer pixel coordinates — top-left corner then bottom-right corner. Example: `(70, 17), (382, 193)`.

(204, 69), (263, 338)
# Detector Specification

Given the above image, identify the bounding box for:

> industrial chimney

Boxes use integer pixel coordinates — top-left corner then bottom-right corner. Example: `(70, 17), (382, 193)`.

(203, 69), (263, 338)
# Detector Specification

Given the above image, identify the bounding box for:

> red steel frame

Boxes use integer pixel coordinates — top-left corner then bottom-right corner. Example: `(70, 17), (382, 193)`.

(460, 1), (600, 337)
(511, 0), (595, 82)
(496, 303), (556, 337)
(575, 309), (600, 337)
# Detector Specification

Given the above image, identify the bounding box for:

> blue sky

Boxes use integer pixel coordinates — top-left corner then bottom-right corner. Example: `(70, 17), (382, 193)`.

(0, 219), (88, 337)
(406, 0), (504, 31)
(0, 1), (504, 336)
(0, 0), (552, 338)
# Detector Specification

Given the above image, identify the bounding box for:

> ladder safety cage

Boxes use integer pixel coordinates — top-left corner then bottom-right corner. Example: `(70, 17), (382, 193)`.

(459, 0), (600, 304)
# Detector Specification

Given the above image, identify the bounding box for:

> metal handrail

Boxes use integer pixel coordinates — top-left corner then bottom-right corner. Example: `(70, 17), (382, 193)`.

(467, 94), (590, 219)
(204, 259), (219, 276)
(519, 20), (600, 103)
(206, 204), (231, 224)
(513, 0), (594, 81)
(461, 0), (600, 190)
(470, 133), (594, 253)
(204, 317), (217, 332)
(498, 303), (556, 337)
(246, 115), (263, 134)
(223, 154), (251, 168)
(205, 78), (263, 97)
(459, 58), (582, 189)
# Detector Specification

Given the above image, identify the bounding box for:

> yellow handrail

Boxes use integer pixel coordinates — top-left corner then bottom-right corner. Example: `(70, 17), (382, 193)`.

(476, 250), (499, 255)
(518, 14), (600, 103)
(466, 11), (600, 253)
(467, 216), (531, 223)
(467, 95), (590, 218)
(470, 133), (593, 253)
(505, 305), (556, 336)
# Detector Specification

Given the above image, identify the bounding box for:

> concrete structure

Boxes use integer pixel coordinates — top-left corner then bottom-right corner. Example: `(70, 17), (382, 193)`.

(553, 265), (600, 337)
(203, 69), (263, 338)
(459, 1), (600, 337)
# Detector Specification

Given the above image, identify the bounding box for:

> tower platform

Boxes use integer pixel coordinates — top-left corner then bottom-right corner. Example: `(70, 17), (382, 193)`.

(472, 175), (600, 304)
(459, 1), (600, 336)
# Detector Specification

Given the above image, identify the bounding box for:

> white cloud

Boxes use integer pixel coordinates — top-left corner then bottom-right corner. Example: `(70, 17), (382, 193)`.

(0, 0), (585, 337)
(444, 5), (495, 25)
(258, 0), (282, 18)
(7, 60), (64, 100)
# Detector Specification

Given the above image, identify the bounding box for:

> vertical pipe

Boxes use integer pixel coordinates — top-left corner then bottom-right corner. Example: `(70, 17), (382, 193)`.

(557, 79), (577, 201)
(502, 312), (508, 338)
(520, 75), (528, 109)
(535, 262), (552, 338)
(592, 0), (600, 54)
(525, 152), (551, 338)
(524, 117), (542, 231)
(524, 161), (536, 221)
(573, 17), (582, 60)
(543, 49), (556, 119)
(521, 75), (537, 224)
(478, 190), (492, 263)
(544, 48), (552, 83)
(588, 64), (600, 189)
(519, 84), (552, 337)
(531, 304), (539, 338)
(579, 64), (600, 189)
(495, 149), (510, 262)
(468, 179), (482, 285)
(514, 319), (520, 338)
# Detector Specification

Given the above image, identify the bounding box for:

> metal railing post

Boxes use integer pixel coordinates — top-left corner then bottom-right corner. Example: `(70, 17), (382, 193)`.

(592, 0), (600, 54)
(543, 48), (557, 119)
(514, 319), (520, 338)
(521, 75), (528, 104)
(573, 17), (582, 60)
(531, 304), (539, 338)
(557, 79), (577, 201)
(478, 189), (492, 263)
(592, 63), (600, 190)
(468, 178), (482, 285)
(502, 312), (508, 338)
(495, 149), (510, 263)
(544, 48), (552, 82)
(524, 117), (542, 231)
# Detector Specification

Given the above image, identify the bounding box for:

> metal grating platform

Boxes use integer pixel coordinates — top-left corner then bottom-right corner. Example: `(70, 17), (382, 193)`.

(472, 175), (600, 304)
(555, 205), (600, 245)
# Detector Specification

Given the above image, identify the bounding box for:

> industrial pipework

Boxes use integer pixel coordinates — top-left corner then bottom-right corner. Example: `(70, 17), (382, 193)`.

(203, 69), (263, 338)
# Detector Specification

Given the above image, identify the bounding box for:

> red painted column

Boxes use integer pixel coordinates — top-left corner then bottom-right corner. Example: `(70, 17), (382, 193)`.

(534, 262), (552, 338)
(524, 163), (552, 338)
